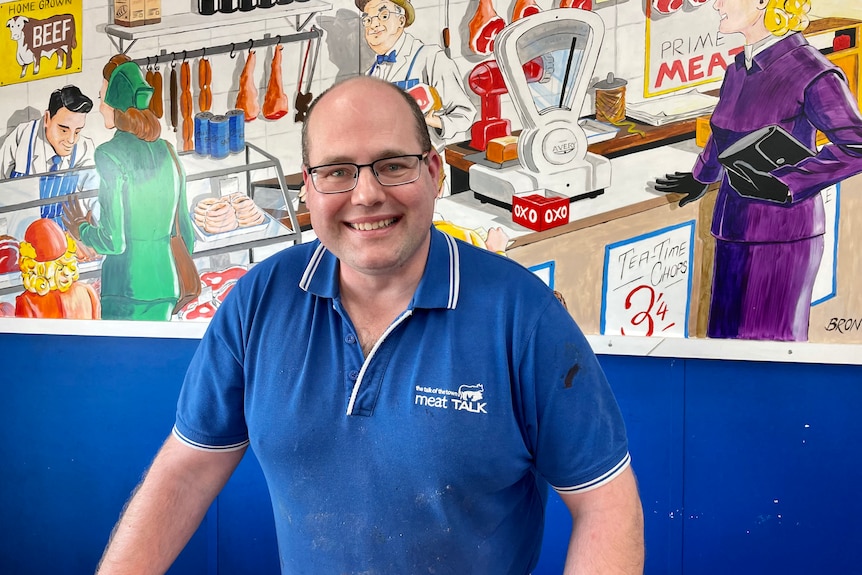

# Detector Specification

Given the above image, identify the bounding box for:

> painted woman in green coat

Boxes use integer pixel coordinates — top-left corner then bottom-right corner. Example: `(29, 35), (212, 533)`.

(65, 54), (195, 321)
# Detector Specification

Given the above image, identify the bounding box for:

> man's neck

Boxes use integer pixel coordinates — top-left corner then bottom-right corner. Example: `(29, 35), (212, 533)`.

(339, 270), (421, 356)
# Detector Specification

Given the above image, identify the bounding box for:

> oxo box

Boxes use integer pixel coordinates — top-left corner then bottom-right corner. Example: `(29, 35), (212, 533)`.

(511, 190), (570, 231)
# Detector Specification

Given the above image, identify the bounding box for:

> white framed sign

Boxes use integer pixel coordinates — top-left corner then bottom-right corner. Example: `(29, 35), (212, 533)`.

(644, 2), (743, 97)
(601, 220), (695, 337)
(812, 183), (840, 305)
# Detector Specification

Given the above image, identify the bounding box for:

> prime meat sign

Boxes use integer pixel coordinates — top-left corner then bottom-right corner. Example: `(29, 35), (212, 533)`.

(0, 0), (82, 86)
(644, 1), (742, 97)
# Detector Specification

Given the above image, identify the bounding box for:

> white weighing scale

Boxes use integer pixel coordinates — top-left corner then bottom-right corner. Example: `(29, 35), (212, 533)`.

(469, 9), (611, 206)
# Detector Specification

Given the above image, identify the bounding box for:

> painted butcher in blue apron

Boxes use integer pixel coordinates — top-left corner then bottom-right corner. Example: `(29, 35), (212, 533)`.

(0, 86), (96, 228)
(358, 0), (476, 153)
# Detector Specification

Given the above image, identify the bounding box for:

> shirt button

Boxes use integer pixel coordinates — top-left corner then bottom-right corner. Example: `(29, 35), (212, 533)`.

(349, 370), (359, 380)
(345, 334), (356, 344)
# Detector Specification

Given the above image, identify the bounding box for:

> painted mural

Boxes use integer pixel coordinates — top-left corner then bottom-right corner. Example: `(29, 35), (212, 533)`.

(0, 0), (861, 346)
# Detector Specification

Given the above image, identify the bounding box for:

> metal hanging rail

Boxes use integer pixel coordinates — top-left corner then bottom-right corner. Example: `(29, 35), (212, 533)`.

(130, 28), (322, 67)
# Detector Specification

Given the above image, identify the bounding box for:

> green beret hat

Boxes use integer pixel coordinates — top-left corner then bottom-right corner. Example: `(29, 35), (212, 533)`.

(104, 61), (153, 112)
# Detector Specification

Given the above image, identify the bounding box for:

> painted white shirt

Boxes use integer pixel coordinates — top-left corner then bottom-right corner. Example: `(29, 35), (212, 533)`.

(367, 32), (477, 151)
(0, 117), (96, 179)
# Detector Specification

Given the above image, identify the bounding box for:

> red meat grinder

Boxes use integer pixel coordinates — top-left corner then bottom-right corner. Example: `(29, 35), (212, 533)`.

(467, 56), (546, 151)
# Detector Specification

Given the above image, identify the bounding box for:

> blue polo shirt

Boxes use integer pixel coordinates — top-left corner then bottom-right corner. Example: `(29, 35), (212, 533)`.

(175, 227), (629, 574)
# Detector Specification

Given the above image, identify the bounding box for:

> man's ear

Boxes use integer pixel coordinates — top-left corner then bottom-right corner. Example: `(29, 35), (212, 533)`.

(426, 149), (443, 194)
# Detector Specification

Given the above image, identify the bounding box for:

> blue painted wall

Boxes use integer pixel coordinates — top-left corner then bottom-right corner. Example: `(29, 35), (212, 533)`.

(1, 333), (860, 574)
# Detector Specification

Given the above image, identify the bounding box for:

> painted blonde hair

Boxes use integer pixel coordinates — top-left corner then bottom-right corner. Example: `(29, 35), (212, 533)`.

(19, 236), (80, 295)
(765, 0), (811, 36)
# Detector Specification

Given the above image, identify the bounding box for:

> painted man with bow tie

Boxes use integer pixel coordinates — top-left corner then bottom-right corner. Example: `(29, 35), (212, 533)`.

(356, 0), (476, 163)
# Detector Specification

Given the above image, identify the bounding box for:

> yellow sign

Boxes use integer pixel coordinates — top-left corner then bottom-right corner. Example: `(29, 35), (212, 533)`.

(0, 0), (83, 86)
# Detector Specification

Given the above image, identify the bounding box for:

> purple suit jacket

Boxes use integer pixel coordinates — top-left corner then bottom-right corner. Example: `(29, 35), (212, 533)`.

(693, 32), (862, 243)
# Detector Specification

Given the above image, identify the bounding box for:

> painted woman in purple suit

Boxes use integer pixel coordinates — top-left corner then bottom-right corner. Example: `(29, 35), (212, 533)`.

(656, 0), (862, 341)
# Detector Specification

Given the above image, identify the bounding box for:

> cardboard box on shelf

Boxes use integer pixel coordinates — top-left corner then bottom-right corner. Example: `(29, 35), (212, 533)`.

(114, 0), (146, 27)
(145, 0), (161, 25)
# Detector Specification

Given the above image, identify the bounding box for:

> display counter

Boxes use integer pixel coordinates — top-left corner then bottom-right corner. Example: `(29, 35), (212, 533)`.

(439, 104), (862, 347)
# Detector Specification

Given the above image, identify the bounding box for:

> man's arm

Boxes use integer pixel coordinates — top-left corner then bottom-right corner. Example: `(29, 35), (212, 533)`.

(0, 123), (25, 179)
(96, 434), (246, 575)
(559, 466), (645, 575)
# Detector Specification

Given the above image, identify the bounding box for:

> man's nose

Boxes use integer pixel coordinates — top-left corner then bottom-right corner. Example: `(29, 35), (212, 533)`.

(351, 166), (386, 205)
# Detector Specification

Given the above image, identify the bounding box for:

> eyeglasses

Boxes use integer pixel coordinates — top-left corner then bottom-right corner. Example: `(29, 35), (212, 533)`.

(307, 153), (428, 194)
(361, 7), (399, 28)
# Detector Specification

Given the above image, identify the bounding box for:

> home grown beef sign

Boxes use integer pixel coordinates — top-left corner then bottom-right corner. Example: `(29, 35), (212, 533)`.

(644, 0), (743, 97)
(1, 0), (82, 86)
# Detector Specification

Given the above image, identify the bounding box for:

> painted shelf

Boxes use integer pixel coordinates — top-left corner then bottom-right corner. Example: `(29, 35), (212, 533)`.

(105, 0), (331, 52)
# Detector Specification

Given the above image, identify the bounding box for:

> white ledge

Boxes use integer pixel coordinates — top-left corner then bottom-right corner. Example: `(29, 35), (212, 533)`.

(2, 318), (862, 364)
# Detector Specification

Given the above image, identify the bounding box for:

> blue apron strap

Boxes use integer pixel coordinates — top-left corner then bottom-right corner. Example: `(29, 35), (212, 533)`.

(403, 45), (422, 82)
(10, 120), (39, 179)
(39, 142), (79, 224)
(24, 119), (37, 176)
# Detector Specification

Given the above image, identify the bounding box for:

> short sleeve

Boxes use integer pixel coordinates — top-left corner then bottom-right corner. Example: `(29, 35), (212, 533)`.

(518, 300), (630, 492)
(173, 286), (250, 451)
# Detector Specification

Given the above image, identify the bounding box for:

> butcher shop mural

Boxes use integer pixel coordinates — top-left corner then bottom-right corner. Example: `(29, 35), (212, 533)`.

(1, 0), (862, 347)
(1, 0), (82, 86)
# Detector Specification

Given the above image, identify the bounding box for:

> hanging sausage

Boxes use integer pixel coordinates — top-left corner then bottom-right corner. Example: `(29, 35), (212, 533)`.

(235, 47), (260, 122)
(150, 64), (164, 118)
(468, 0), (505, 56)
(180, 60), (194, 151)
(198, 55), (212, 112)
(263, 44), (289, 120)
(169, 61), (179, 131)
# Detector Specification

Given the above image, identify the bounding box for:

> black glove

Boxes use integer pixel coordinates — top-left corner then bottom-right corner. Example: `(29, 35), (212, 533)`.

(726, 160), (790, 204)
(654, 172), (709, 207)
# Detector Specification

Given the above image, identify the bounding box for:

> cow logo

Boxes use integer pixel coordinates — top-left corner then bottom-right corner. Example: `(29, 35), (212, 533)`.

(6, 14), (77, 77)
(457, 383), (484, 402)
(2, 3), (82, 87)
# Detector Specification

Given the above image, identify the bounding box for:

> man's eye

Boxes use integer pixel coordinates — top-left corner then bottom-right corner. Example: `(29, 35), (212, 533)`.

(378, 160), (409, 173)
(319, 166), (353, 179)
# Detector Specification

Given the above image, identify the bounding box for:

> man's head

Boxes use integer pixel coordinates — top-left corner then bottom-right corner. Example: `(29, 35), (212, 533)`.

(356, 0), (413, 55)
(43, 85), (92, 158)
(301, 76), (441, 281)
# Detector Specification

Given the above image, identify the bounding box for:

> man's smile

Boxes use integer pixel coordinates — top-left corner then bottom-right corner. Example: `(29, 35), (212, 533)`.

(348, 217), (399, 231)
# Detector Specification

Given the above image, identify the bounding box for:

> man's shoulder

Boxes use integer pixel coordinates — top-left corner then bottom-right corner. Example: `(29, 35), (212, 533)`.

(1, 119), (36, 146)
(238, 240), (322, 290)
(446, 232), (551, 294)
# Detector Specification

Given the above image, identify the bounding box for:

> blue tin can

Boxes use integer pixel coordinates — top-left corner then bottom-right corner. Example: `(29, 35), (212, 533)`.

(226, 109), (245, 154)
(194, 112), (213, 156)
(209, 114), (230, 159)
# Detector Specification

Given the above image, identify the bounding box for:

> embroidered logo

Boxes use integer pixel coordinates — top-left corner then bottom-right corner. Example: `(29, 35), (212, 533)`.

(414, 383), (487, 414)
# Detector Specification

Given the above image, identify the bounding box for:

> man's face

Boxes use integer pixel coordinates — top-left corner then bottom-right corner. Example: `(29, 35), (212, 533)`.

(43, 106), (87, 158)
(303, 79), (441, 282)
(362, 0), (406, 54)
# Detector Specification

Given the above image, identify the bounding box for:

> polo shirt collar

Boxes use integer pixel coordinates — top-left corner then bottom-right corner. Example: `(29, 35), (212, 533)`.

(299, 227), (460, 310)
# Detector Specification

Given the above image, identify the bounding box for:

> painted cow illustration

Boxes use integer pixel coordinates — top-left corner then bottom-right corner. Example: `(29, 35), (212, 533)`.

(6, 14), (77, 77)
(458, 384), (484, 402)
